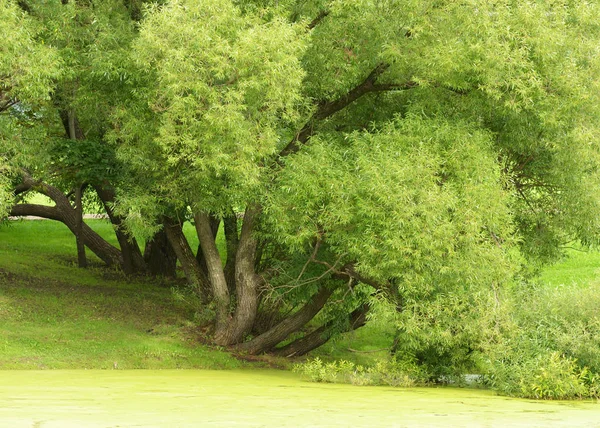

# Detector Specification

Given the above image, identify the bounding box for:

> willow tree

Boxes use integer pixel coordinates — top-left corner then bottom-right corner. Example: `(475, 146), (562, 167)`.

(0, 0), (60, 218)
(1, 0), (182, 274)
(101, 0), (600, 354)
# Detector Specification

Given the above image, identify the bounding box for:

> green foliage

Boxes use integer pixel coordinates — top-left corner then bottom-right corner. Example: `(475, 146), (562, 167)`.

(3, 0), (600, 369)
(479, 279), (600, 399)
(113, 0), (308, 219)
(267, 114), (519, 299)
(0, 0), (61, 215)
(49, 138), (119, 186)
(294, 357), (426, 387)
(484, 352), (589, 400)
(0, 0), (61, 104)
(0, 220), (241, 370)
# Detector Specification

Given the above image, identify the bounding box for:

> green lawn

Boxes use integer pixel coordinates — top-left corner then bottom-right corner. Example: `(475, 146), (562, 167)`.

(0, 219), (238, 370)
(539, 247), (600, 287)
(2, 219), (600, 371)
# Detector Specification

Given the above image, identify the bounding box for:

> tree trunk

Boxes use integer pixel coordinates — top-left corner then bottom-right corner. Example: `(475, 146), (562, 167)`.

(273, 303), (369, 357)
(195, 215), (220, 274)
(223, 214), (238, 295)
(216, 206), (261, 345)
(94, 184), (146, 274)
(144, 228), (177, 278)
(163, 218), (210, 300)
(236, 285), (334, 354)
(194, 212), (230, 342)
(74, 184), (87, 268)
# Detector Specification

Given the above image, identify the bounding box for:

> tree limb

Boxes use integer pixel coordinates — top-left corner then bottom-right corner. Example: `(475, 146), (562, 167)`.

(307, 10), (330, 30)
(277, 63), (418, 163)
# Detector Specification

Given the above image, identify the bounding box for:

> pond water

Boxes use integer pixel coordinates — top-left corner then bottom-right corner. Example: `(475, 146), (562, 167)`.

(0, 369), (599, 427)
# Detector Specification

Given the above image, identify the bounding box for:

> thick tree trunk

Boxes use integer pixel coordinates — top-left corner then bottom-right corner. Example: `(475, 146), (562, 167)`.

(164, 219), (210, 299)
(94, 184), (146, 274)
(74, 185), (87, 268)
(223, 214), (239, 295)
(236, 285), (334, 354)
(273, 303), (369, 357)
(216, 206), (261, 345)
(195, 215), (220, 274)
(144, 229), (177, 278)
(194, 212), (230, 342)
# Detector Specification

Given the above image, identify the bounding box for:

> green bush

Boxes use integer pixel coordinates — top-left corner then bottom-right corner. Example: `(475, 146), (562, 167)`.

(293, 357), (426, 387)
(484, 351), (588, 399)
(479, 281), (600, 399)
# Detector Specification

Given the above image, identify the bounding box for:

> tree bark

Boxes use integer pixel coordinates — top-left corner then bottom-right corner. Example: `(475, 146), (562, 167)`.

(144, 228), (177, 278)
(217, 205), (261, 345)
(194, 212), (230, 342)
(195, 215), (220, 277)
(236, 285), (334, 354)
(273, 303), (369, 357)
(94, 184), (146, 274)
(10, 203), (63, 221)
(74, 184), (87, 268)
(164, 218), (210, 299)
(223, 214), (239, 295)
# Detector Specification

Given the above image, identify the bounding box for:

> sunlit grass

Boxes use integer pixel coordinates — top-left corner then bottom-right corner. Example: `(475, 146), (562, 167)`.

(538, 247), (600, 287)
(0, 219), (239, 369)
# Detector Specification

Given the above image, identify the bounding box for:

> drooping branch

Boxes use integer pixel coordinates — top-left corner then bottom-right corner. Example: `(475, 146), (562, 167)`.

(9, 200), (123, 267)
(10, 203), (63, 221)
(11, 172), (123, 267)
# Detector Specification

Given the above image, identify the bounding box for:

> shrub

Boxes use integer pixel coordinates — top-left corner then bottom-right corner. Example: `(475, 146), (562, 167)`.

(294, 357), (426, 388)
(484, 351), (587, 399)
(479, 281), (600, 399)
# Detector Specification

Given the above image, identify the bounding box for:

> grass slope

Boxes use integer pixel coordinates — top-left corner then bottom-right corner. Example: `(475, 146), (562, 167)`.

(1, 219), (599, 370)
(0, 219), (239, 369)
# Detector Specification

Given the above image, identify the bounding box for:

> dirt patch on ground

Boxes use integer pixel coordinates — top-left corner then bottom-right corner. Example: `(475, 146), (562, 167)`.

(0, 268), (19, 284)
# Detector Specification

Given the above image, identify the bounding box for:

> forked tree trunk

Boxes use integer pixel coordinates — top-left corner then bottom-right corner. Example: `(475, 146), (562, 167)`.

(236, 286), (334, 354)
(164, 218), (211, 300)
(274, 303), (369, 357)
(215, 206), (261, 345)
(94, 185), (147, 274)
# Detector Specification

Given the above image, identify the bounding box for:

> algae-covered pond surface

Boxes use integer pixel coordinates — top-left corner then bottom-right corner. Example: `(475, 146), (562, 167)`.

(1, 369), (599, 427)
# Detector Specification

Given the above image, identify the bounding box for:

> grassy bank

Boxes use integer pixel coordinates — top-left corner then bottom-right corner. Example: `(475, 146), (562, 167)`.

(0, 219), (239, 370)
(2, 219), (600, 371)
